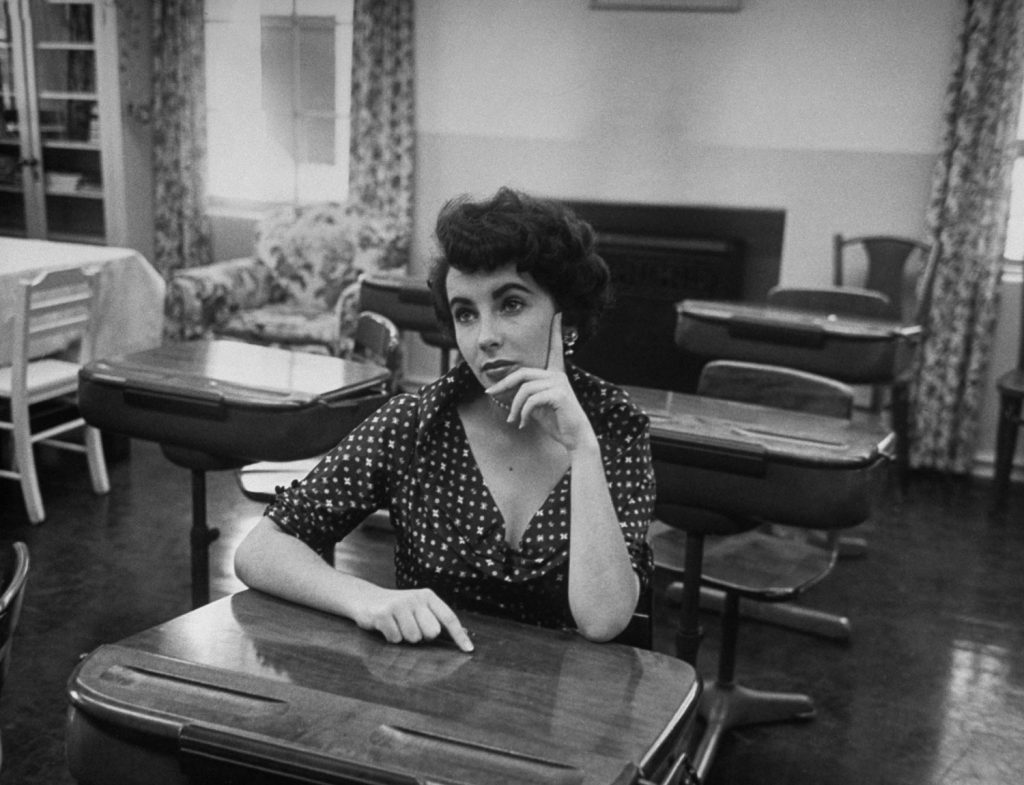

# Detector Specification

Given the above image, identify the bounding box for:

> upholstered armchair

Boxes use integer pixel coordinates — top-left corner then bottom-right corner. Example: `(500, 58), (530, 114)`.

(165, 202), (408, 355)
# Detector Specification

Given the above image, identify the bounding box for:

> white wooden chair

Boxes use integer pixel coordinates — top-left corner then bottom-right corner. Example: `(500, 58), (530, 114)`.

(0, 267), (109, 524)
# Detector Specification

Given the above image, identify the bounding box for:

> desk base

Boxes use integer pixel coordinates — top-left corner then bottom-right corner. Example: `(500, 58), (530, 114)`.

(160, 446), (247, 608)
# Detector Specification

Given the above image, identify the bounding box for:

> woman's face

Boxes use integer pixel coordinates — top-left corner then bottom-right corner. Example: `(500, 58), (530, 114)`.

(445, 264), (558, 398)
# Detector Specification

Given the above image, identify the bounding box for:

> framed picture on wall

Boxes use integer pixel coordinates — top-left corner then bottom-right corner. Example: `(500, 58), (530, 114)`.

(590, 0), (741, 10)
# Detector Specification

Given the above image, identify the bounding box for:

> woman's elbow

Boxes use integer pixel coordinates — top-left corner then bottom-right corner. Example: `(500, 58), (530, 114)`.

(574, 600), (638, 642)
(233, 519), (276, 588)
(573, 582), (641, 642)
(576, 614), (631, 643)
(233, 538), (259, 588)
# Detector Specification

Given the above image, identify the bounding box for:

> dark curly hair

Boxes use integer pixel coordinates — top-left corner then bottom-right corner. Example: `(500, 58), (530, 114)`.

(428, 187), (612, 345)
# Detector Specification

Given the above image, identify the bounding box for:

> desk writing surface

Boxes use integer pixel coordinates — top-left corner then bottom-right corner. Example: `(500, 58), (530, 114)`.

(67, 591), (699, 785)
(626, 386), (894, 529)
(79, 341), (393, 461)
(678, 299), (920, 339)
(0, 237), (165, 364)
(627, 385), (891, 468)
(676, 298), (921, 384)
(84, 340), (391, 402)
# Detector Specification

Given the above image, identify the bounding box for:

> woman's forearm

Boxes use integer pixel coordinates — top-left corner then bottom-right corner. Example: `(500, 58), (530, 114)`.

(234, 517), (388, 624)
(566, 439), (641, 641)
(235, 517), (474, 651)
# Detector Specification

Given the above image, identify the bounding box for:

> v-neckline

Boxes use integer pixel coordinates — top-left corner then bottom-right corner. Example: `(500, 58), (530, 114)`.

(454, 408), (569, 551)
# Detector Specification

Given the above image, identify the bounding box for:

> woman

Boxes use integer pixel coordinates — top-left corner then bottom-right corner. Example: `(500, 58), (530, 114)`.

(234, 187), (654, 651)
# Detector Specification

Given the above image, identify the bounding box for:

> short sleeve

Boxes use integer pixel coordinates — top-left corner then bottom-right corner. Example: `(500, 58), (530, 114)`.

(600, 404), (656, 592)
(265, 393), (419, 554)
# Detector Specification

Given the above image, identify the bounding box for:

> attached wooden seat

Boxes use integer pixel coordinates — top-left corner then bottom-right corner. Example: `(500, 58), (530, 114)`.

(650, 359), (860, 783)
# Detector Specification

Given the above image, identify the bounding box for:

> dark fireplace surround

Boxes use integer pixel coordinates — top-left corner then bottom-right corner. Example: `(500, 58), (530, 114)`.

(565, 200), (785, 393)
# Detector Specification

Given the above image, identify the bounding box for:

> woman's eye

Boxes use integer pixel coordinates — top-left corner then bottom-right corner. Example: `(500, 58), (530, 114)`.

(501, 297), (525, 314)
(453, 308), (475, 324)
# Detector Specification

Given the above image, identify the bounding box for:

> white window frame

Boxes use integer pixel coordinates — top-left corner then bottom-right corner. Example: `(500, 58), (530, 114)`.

(1003, 83), (1024, 267)
(204, 0), (353, 212)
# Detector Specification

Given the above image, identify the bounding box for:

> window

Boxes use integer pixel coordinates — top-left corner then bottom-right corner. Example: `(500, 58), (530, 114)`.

(1004, 88), (1024, 263)
(204, 0), (353, 208)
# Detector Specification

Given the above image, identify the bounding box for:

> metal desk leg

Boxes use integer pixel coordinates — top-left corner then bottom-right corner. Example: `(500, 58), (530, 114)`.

(675, 531), (704, 667)
(189, 469), (220, 608)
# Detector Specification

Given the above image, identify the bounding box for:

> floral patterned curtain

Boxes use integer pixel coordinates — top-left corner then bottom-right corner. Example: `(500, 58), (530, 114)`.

(349, 0), (414, 267)
(151, 0), (213, 280)
(912, 0), (1024, 474)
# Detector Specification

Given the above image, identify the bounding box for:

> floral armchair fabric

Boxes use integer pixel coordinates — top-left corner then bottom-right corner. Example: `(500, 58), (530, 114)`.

(165, 202), (408, 355)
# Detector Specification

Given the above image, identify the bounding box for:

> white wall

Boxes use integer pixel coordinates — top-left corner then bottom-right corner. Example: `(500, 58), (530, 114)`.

(411, 0), (959, 281)
(408, 0), (1023, 478)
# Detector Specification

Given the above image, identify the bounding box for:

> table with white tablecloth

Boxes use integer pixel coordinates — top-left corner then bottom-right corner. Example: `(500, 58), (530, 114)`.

(0, 237), (165, 363)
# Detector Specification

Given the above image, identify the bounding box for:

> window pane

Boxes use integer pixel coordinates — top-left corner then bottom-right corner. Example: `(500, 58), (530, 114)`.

(299, 22), (334, 112)
(301, 116), (334, 165)
(260, 21), (293, 113)
(206, 1), (351, 205)
(1005, 157), (1024, 262)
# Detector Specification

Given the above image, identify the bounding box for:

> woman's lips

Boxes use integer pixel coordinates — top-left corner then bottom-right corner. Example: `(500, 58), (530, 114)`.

(482, 362), (516, 382)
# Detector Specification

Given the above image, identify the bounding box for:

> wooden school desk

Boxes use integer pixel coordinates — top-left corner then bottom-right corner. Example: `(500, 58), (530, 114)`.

(78, 340), (392, 607)
(676, 297), (918, 488)
(625, 386), (893, 664)
(66, 590), (701, 785)
(675, 299), (921, 385)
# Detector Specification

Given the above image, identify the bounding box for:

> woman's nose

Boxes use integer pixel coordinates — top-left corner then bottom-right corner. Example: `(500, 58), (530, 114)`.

(476, 314), (501, 349)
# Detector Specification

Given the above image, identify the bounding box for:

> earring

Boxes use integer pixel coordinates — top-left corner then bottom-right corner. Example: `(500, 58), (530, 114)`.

(564, 327), (579, 356)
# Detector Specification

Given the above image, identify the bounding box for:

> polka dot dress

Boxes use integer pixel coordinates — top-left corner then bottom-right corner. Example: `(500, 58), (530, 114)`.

(266, 362), (655, 630)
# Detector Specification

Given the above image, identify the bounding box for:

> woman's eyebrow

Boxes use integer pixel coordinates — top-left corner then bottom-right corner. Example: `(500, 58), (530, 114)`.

(491, 282), (533, 299)
(449, 282), (533, 310)
(448, 295), (474, 309)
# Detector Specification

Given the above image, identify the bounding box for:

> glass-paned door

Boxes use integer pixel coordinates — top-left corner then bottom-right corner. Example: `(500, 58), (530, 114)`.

(0, 0), (31, 236)
(29, 0), (104, 241)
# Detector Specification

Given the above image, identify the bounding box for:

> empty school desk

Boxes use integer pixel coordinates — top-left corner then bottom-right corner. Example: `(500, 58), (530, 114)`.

(78, 340), (391, 607)
(676, 298), (920, 488)
(66, 590), (701, 785)
(676, 299), (922, 385)
(625, 386), (893, 664)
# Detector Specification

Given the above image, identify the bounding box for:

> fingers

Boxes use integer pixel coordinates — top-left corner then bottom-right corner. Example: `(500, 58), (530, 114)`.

(429, 595), (475, 652)
(372, 590), (474, 652)
(507, 377), (558, 426)
(394, 607), (425, 643)
(546, 312), (565, 373)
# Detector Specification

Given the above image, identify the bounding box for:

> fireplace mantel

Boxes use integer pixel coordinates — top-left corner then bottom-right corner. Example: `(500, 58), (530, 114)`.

(565, 200), (785, 391)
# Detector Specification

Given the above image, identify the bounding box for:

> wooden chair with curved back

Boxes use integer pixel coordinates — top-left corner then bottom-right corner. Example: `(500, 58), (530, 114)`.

(648, 360), (858, 783)
(350, 311), (402, 393)
(832, 234), (932, 324)
(359, 273), (458, 375)
(0, 267), (110, 524)
(0, 541), (30, 771)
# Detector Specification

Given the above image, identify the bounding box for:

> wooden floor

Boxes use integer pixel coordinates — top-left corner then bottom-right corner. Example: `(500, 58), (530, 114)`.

(1, 439), (1023, 785)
